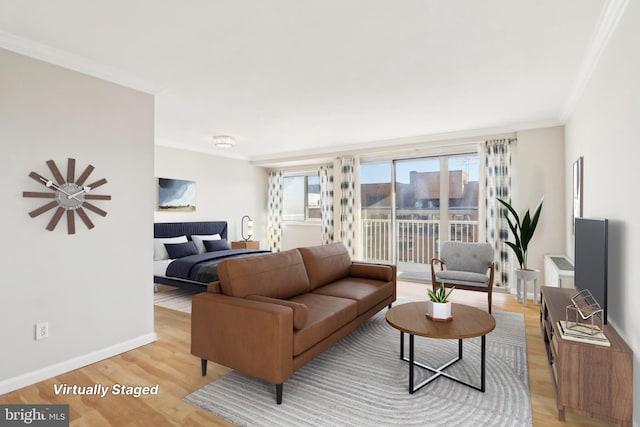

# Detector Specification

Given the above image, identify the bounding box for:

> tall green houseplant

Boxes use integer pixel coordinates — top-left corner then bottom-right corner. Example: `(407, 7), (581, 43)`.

(497, 197), (543, 270)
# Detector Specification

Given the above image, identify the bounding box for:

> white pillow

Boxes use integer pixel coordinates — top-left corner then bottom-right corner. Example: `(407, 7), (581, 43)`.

(191, 234), (222, 254)
(154, 236), (188, 260)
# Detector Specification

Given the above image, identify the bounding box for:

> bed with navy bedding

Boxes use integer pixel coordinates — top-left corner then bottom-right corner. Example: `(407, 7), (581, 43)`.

(153, 221), (270, 292)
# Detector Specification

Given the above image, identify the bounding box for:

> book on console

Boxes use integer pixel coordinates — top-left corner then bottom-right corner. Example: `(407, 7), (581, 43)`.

(557, 321), (611, 347)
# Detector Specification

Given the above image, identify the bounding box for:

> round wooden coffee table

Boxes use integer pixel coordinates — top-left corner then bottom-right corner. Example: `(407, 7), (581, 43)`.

(385, 301), (496, 393)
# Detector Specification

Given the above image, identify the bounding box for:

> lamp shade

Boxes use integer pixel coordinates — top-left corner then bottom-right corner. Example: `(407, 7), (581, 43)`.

(241, 215), (253, 241)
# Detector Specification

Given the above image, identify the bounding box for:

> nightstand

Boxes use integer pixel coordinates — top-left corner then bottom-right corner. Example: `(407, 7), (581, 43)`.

(231, 240), (260, 249)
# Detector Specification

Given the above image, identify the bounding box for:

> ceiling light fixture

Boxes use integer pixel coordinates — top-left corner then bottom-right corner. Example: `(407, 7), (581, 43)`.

(213, 135), (235, 148)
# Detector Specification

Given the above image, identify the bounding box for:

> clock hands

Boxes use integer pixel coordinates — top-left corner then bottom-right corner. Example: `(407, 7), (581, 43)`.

(39, 177), (83, 202)
(67, 186), (91, 200)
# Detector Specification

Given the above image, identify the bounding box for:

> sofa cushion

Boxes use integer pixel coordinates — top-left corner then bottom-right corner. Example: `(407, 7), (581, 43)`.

(312, 277), (394, 315)
(298, 242), (352, 290)
(218, 249), (310, 299)
(289, 293), (358, 356)
(246, 295), (309, 329)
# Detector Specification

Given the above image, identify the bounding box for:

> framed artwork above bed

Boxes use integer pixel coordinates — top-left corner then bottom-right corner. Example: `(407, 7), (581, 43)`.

(158, 178), (196, 211)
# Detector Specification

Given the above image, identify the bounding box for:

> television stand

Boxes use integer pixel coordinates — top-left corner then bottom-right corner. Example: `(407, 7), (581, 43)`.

(540, 286), (632, 426)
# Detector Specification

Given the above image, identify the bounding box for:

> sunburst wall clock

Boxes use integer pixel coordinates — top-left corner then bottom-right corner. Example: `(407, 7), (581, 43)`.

(23, 158), (111, 234)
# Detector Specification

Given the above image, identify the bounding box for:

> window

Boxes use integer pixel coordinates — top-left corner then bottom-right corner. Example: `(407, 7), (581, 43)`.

(283, 174), (320, 221)
(360, 153), (481, 280)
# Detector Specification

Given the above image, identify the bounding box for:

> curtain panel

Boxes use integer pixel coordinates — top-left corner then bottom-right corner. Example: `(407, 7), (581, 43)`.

(336, 156), (360, 258)
(267, 170), (284, 252)
(319, 164), (335, 244)
(484, 138), (514, 288)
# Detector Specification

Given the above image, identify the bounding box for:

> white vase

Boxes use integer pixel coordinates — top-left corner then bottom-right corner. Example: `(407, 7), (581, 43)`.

(426, 300), (452, 321)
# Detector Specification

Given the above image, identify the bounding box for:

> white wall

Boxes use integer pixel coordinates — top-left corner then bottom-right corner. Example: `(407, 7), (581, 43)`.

(0, 49), (155, 393)
(282, 223), (322, 250)
(513, 126), (566, 275)
(564, 1), (640, 422)
(154, 146), (268, 244)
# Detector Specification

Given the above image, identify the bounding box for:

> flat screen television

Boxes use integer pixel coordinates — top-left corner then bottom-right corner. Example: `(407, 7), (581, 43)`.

(574, 217), (609, 324)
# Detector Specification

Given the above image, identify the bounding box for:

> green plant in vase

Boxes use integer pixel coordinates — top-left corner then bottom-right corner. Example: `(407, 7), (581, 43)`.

(426, 283), (455, 321)
(428, 282), (455, 303)
(497, 197), (543, 270)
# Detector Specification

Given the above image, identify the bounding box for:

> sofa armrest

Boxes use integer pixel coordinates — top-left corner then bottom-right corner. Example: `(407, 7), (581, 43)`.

(246, 295), (308, 329)
(349, 262), (394, 282)
(207, 281), (222, 293)
(191, 292), (294, 384)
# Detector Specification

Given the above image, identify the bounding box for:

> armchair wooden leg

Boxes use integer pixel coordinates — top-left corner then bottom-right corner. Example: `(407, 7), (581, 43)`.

(201, 358), (207, 376)
(276, 383), (283, 404)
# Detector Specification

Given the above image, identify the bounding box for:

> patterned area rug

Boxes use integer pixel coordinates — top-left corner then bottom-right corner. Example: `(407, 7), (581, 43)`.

(185, 306), (531, 426)
(153, 288), (199, 313)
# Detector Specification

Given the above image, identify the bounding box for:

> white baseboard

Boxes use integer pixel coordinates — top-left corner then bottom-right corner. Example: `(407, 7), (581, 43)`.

(0, 332), (157, 395)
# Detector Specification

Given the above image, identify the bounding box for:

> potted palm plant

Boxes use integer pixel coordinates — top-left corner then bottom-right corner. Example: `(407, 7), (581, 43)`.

(496, 197), (543, 270)
(497, 197), (543, 304)
(426, 283), (454, 321)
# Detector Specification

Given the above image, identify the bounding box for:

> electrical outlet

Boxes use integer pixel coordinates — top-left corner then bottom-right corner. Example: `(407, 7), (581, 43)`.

(36, 322), (49, 340)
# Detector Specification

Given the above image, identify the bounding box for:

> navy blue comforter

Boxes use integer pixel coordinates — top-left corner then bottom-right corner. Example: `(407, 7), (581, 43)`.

(165, 249), (271, 282)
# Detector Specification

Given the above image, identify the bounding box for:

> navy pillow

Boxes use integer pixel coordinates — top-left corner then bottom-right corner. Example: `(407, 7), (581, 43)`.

(204, 238), (230, 252)
(164, 241), (198, 258)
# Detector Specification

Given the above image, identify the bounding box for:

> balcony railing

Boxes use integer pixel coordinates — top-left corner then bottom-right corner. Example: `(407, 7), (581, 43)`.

(361, 217), (479, 265)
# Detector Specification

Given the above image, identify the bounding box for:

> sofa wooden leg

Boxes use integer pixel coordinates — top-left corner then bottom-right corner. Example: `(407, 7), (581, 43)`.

(201, 358), (207, 376)
(276, 383), (283, 404)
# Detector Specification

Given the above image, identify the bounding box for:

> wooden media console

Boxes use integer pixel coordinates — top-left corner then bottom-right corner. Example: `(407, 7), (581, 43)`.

(540, 286), (632, 426)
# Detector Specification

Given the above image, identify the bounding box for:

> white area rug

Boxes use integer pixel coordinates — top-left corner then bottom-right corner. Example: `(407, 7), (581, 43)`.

(185, 306), (531, 426)
(153, 288), (199, 313)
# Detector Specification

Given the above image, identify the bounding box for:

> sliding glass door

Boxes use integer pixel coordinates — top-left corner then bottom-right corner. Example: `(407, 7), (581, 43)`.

(360, 153), (480, 281)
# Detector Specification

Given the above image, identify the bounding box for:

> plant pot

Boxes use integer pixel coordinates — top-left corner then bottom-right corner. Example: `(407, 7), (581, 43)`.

(514, 268), (540, 305)
(426, 300), (452, 322)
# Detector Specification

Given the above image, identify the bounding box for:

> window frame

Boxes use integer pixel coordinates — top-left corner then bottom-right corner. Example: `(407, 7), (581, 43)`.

(282, 172), (321, 223)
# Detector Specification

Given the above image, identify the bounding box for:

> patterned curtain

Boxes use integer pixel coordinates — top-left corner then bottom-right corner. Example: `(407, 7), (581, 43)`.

(319, 164), (335, 244)
(337, 156), (360, 258)
(484, 138), (514, 288)
(267, 170), (284, 252)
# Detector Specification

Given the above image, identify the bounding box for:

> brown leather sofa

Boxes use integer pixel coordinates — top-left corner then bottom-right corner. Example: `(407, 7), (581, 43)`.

(191, 242), (396, 404)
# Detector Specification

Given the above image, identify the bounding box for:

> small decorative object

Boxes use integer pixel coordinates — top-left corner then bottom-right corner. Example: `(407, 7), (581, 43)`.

(426, 283), (454, 322)
(565, 288), (604, 336)
(241, 215), (254, 241)
(497, 197), (543, 270)
(23, 158), (111, 234)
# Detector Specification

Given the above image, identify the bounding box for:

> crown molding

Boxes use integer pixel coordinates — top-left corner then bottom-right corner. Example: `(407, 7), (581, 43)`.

(559, 0), (629, 122)
(0, 30), (162, 94)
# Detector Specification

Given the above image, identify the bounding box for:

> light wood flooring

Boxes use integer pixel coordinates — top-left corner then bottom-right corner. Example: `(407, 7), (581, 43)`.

(0, 282), (617, 426)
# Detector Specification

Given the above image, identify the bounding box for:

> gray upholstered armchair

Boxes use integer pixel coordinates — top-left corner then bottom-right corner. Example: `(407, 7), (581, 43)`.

(430, 241), (495, 313)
